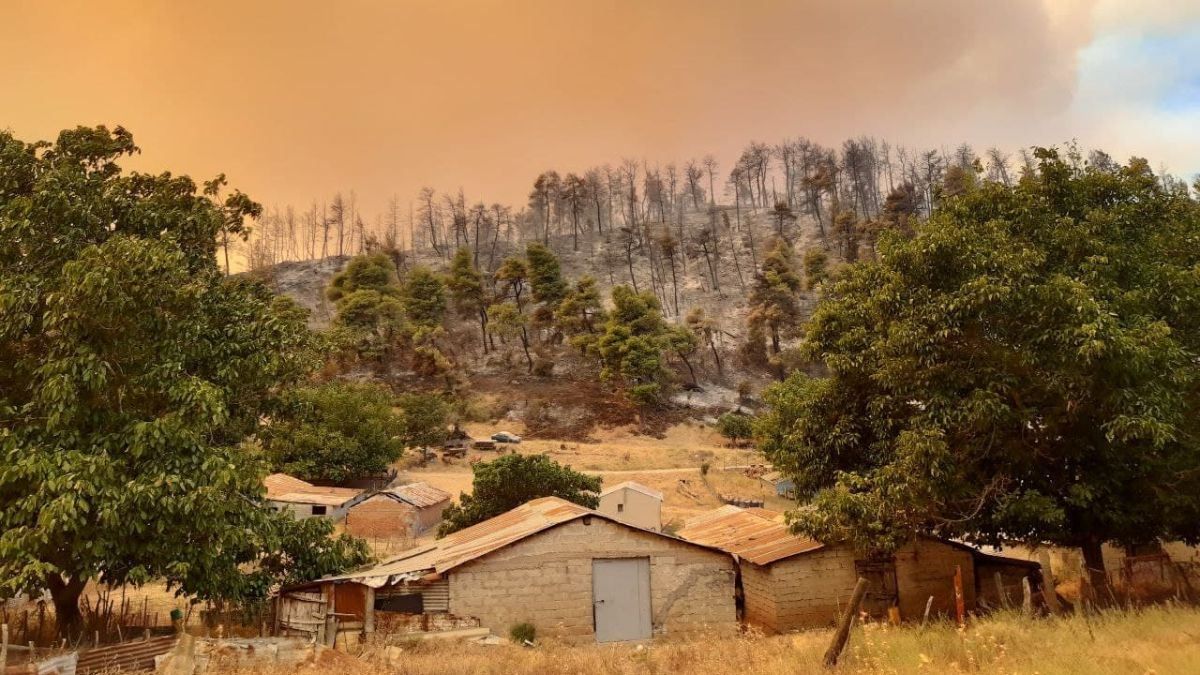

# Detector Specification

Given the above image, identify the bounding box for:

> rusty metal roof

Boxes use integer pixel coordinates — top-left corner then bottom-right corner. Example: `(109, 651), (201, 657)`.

(677, 505), (823, 566)
(264, 473), (363, 506)
(379, 482), (452, 509)
(264, 473), (315, 498)
(305, 496), (727, 589)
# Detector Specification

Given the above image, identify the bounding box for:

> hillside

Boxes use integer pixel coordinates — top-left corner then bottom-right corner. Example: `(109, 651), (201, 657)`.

(256, 206), (824, 432)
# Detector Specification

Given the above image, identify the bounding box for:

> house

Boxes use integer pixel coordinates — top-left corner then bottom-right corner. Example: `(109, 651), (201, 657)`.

(279, 496), (737, 644)
(678, 506), (1040, 633)
(344, 482), (452, 540)
(264, 473), (366, 521)
(759, 471), (796, 499)
(597, 481), (663, 531)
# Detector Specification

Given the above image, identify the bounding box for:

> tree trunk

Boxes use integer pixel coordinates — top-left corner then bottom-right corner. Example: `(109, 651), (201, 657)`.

(46, 575), (87, 639)
(1080, 538), (1109, 599)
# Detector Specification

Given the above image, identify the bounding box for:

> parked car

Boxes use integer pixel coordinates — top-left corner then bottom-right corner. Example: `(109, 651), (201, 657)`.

(491, 431), (522, 443)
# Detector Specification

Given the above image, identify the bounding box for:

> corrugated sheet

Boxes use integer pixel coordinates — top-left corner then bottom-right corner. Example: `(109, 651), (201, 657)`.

(264, 473), (363, 506)
(599, 481), (664, 501)
(302, 496), (727, 590)
(264, 473), (314, 497)
(677, 505), (823, 566)
(382, 482), (452, 509)
(268, 489), (362, 506)
(75, 636), (177, 674)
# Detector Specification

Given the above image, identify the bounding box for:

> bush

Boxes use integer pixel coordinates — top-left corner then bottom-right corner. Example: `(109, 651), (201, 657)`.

(716, 410), (754, 446)
(509, 622), (536, 645)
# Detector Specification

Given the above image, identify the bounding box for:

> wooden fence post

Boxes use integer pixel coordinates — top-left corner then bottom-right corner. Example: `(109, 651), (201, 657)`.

(822, 577), (869, 668)
(1021, 577), (1033, 616)
(921, 596), (934, 627)
(993, 572), (1010, 609)
(953, 565), (965, 627)
(2, 622), (9, 673)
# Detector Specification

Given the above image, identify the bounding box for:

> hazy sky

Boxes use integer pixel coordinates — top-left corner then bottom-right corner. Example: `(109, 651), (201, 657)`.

(4, 0), (1199, 215)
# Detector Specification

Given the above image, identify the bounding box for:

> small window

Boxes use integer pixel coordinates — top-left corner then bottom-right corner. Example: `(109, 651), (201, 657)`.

(617, 503), (624, 513)
(311, 505), (327, 516)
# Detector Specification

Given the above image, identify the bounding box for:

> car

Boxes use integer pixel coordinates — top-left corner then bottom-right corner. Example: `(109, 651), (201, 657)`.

(491, 431), (522, 443)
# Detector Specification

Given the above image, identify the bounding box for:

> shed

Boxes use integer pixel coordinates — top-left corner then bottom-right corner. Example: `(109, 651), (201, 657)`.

(597, 481), (663, 532)
(678, 506), (1040, 633)
(344, 482), (452, 540)
(759, 471), (796, 499)
(264, 473), (366, 521)
(282, 497), (737, 644)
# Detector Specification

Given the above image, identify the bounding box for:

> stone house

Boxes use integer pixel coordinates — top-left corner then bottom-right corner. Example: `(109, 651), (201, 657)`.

(281, 497), (737, 644)
(678, 506), (1040, 633)
(597, 481), (663, 531)
(344, 482), (452, 541)
(264, 473), (366, 521)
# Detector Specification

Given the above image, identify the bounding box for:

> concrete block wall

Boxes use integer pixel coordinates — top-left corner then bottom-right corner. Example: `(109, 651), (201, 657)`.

(768, 546), (861, 631)
(447, 518), (736, 642)
(894, 539), (976, 620)
(739, 562), (777, 631)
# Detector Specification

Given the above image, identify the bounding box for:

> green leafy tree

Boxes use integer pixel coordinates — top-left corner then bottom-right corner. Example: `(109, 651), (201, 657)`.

(488, 301), (534, 372)
(0, 127), (365, 634)
(402, 266), (448, 328)
(525, 242), (568, 308)
(757, 149), (1200, 587)
(264, 382), (406, 482)
(395, 392), (450, 449)
(438, 454), (601, 536)
(327, 254), (407, 363)
(716, 410), (754, 446)
(326, 253), (401, 302)
(594, 286), (672, 405)
(447, 247), (490, 352)
(555, 275), (607, 346)
(748, 240), (803, 355)
(801, 248), (829, 290)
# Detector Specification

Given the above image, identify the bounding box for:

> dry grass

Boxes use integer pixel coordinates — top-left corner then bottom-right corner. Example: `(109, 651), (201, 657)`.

(217, 605), (1200, 675)
(400, 421), (772, 523)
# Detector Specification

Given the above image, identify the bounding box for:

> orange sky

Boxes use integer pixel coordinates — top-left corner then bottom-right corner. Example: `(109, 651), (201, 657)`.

(3, 1), (1196, 215)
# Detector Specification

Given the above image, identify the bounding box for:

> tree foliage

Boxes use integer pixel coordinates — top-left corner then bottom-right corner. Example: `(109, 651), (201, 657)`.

(263, 381), (407, 482)
(0, 126), (366, 632)
(438, 454), (601, 536)
(756, 149), (1200, 577)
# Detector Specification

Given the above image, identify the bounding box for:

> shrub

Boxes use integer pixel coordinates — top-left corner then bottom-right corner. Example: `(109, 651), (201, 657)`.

(509, 622), (536, 645)
(716, 410), (754, 446)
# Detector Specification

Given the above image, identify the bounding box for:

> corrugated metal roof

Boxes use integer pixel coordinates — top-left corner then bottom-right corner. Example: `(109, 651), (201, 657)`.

(600, 480), (664, 501)
(269, 488), (363, 506)
(264, 473), (363, 506)
(264, 473), (314, 498)
(677, 505), (823, 566)
(379, 482), (452, 509)
(305, 496), (728, 589)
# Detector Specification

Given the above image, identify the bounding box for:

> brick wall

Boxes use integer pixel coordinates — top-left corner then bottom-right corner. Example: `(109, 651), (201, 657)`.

(345, 495), (418, 539)
(447, 518), (736, 642)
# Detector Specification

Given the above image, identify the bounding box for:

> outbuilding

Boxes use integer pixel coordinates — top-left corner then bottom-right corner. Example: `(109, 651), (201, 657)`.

(597, 481), (663, 532)
(264, 473), (366, 521)
(281, 497), (737, 644)
(344, 482), (452, 540)
(678, 506), (1041, 633)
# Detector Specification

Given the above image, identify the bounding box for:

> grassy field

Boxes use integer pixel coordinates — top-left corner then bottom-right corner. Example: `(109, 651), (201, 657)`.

(399, 421), (790, 525)
(214, 605), (1200, 675)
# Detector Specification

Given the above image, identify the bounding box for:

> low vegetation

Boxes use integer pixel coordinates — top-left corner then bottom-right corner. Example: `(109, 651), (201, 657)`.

(220, 605), (1200, 675)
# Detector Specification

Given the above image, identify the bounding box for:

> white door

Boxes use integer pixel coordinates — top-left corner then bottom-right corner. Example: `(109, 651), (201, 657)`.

(592, 557), (652, 643)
